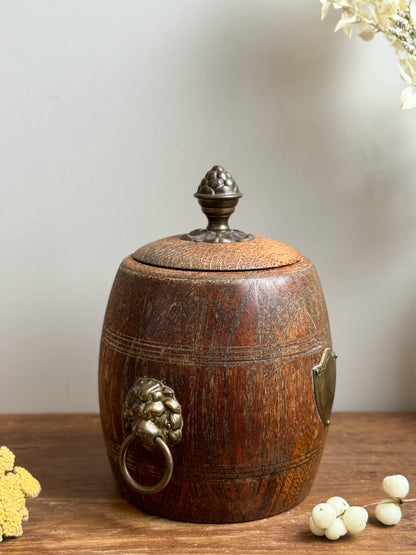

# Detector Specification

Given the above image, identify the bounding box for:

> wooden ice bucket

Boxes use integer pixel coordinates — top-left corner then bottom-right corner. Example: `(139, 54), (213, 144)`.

(99, 166), (336, 523)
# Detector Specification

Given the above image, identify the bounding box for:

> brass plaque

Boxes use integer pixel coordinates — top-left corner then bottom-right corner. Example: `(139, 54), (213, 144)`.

(313, 348), (337, 426)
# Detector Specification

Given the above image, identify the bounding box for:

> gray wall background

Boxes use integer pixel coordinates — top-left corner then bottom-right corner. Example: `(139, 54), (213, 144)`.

(1, 1), (415, 413)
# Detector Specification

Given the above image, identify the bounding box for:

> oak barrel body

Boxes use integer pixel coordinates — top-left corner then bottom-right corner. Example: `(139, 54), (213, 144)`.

(99, 248), (334, 523)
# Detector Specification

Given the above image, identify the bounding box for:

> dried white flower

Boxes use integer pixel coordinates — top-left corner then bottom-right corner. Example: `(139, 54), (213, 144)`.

(399, 85), (416, 106)
(320, 0), (416, 109)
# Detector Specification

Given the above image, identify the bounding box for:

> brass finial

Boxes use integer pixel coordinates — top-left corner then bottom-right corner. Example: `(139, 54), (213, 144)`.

(182, 165), (253, 243)
(195, 165), (241, 198)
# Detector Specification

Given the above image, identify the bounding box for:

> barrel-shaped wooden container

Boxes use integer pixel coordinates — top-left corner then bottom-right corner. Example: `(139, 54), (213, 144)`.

(99, 166), (336, 523)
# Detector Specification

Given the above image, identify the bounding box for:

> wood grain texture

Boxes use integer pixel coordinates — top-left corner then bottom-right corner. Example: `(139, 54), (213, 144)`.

(132, 234), (301, 270)
(1, 413), (415, 554)
(99, 255), (333, 522)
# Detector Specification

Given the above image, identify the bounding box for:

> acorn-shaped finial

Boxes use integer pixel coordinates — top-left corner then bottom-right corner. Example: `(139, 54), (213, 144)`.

(181, 165), (252, 243)
(195, 165), (241, 198)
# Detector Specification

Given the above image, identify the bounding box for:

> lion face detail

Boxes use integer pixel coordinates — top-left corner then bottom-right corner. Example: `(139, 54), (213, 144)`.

(123, 377), (183, 450)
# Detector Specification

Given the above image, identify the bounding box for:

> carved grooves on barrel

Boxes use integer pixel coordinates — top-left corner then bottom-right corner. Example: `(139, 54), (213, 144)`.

(98, 256), (332, 523)
(104, 434), (324, 480)
(101, 326), (330, 364)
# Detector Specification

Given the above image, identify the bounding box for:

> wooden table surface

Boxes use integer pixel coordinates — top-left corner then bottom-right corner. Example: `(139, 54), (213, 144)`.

(0, 412), (415, 554)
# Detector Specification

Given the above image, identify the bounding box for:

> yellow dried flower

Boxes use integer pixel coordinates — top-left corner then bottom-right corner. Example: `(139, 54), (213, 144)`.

(0, 446), (15, 475)
(0, 446), (41, 542)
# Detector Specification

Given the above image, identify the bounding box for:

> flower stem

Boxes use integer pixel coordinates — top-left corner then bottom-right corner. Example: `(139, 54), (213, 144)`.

(362, 500), (388, 508)
(363, 498), (416, 508)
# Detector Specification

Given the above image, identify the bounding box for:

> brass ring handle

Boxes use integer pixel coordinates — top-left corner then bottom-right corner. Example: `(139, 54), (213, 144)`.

(119, 434), (173, 495)
(120, 377), (183, 495)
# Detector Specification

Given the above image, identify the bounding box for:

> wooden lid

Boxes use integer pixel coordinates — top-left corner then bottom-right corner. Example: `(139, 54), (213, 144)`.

(133, 235), (301, 271)
(133, 166), (302, 271)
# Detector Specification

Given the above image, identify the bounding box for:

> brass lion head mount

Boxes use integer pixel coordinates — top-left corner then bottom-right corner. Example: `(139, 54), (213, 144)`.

(123, 377), (183, 450)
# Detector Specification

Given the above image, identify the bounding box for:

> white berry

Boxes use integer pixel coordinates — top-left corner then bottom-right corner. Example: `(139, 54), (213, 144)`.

(326, 496), (350, 516)
(382, 475), (410, 500)
(311, 503), (337, 529)
(342, 506), (368, 533)
(324, 517), (348, 541)
(375, 502), (402, 525)
(309, 515), (325, 536)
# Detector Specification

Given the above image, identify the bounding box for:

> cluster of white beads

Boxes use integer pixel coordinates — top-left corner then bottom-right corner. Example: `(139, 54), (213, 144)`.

(309, 497), (368, 540)
(375, 475), (410, 526)
(309, 474), (411, 540)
